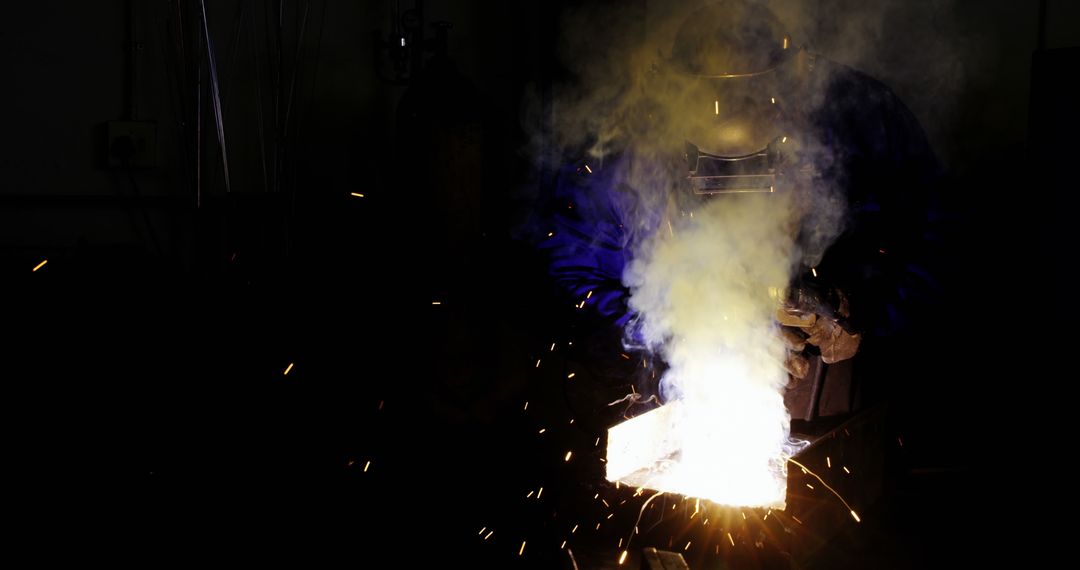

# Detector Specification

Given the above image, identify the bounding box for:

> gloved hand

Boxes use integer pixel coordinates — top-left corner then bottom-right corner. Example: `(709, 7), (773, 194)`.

(777, 285), (861, 379)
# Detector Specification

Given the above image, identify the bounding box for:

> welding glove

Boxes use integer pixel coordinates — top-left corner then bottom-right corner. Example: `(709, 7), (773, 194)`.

(778, 286), (861, 377)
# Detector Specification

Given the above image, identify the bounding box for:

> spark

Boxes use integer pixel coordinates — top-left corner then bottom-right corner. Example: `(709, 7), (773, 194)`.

(782, 136), (788, 143)
(537, 487), (543, 498)
(788, 457), (858, 521)
(694, 498), (700, 515)
(827, 456), (832, 468)
(811, 267), (818, 277)
(363, 461), (370, 472)
(536, 359), (541, 368)
(770, 97), (776, 104)
(283, 363), (294, 375)
(550, 342), (556, 352)
(806, 484), (814, 490)
(587, 290), (593, 299)
(620, 353), (631, 360)
(524, 401), (529, 411)
(618, 538), (623, 548)
(727, 533), (735, 546)
(346, 460), (354, 467)
(561, 540), (567, 549)
(741, 511), (746, 520)
(526, 491), (534, 498)
(32, 259), (48, 272)
(685, 541), (692, 551)
(898, 437), (904, 447)
(843, 466), (851, 474)
(572, 524), (579, 533)
(539, 428), (546, 434)
(618, 550), (628, 565)
(584, 164), (592, 173)
(594, 493), (600, 499)
(602, 499), (610, 507)
(667, 219), (674, 237)
(596, 523), (601, 530)
(615, 481), (620, 489)
(349, 192), (365, 198)
(519, 541), (526, 556)
(791, 516), (802, 524)
(565, 451), (573, 461)
(850, 510), (861, 522)
(783, 36), (789, 49)
(569, 419), (575, 424)
(607, 513), (614, 519)
(568, 373), (576, 379)
(703, 518), (709, 525)
(484, 531), (493, 539)
(478, 527), (486, 535)
(595, 437), (600, 447)
(548, 232), (554, 237)
(431, 301), (441, 305)
(377, 400), (384, 411)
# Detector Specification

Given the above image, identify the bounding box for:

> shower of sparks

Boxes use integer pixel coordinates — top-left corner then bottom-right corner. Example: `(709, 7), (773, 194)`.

(788, 457), (860, 523)
(565, 451), (573, 461)
(618, 550), (628, 565)
(32, 259), (48, 272)
(519, 541), (526, 556)
(283, 363), (294, 375)
(349, 192), (364, 198)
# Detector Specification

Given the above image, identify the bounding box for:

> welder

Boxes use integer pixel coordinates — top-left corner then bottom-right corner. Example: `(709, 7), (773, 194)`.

(539, 0), (943, 421)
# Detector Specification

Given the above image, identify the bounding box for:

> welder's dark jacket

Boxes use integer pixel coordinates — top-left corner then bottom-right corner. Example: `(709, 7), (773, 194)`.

(539, 60), (944, 339)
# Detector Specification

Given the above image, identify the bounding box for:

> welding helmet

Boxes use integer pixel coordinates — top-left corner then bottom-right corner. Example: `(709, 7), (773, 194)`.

(661, 1), (815, 195)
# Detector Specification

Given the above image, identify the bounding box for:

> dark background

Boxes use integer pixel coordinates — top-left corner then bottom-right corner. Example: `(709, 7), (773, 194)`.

(2, 1), (1074, 567)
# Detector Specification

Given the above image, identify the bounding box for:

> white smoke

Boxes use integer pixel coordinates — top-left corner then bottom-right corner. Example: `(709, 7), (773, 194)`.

(621, 193), (800, 507)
